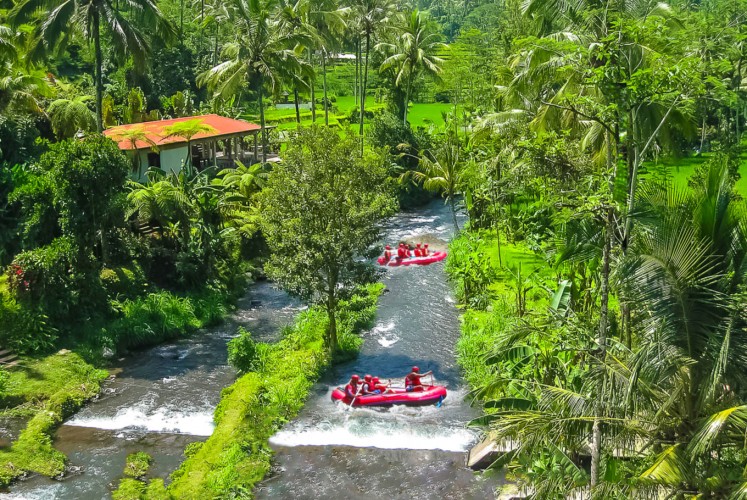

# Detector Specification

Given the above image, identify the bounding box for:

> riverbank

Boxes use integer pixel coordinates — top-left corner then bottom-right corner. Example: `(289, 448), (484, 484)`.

(0, 275), (245, 490)
(110, 283), (383, 499)
(0, 352), (108, 487)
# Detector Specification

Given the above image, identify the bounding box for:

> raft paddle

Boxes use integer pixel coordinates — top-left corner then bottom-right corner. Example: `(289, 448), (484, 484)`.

(348, 386), (364, 408)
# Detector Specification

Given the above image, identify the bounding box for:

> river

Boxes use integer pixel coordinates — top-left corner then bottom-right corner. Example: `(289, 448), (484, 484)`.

(5, 200), (501, 499)
(256, 200), (503, 499)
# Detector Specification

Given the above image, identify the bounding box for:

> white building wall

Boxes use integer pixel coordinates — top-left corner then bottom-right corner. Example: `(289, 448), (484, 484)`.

(160, 146), (188, 175)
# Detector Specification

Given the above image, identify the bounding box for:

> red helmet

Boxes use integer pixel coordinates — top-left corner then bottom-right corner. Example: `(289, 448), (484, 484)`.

(416, 243), (421, 247)
(351, 374), (360, 382)
(385, 245), (391, 249)
(372, 377), (380, 384)
(412, 366), (420, 373)
(424, 243), (429, 247)
(364, 374), (372, 382)
(399, 243), (404, 246)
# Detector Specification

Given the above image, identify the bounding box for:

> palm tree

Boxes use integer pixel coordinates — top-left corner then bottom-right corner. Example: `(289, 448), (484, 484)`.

(402, 129), (465, 231)
(47, 95), (96, 139)
(350, 0), (394, 150)
(12, 0), (176, 132)
(377, 10), (446, 124)
(198, 0), (311, 162)
(308, 0), (347, 126)
(162, 118), (216, 171)
(108, 124), (159, 179)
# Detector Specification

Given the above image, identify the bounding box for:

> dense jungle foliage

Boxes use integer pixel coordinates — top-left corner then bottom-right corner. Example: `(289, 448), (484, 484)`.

(0, 0), (745, 496)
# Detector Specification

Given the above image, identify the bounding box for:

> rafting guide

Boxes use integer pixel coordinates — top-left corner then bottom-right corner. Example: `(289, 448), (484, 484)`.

(332, 368), (447, 407)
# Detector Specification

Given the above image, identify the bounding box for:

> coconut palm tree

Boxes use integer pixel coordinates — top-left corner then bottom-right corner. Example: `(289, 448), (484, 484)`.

(197, 0), (311, 162)
(377, 10), (446, 124)
(162, 118), (216, 171)
(12, 0), (176, 132)
(350, 0), (395, 149)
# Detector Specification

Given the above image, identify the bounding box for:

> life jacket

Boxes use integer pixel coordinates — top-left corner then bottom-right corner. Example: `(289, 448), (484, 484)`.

(397, 246), (406, 258)
(405, 373), (421, 387)
(345, 383), (358, 398)
(384, 250), (392, 260)
(414, 246), (423, 257)
(422, 246), (429, 256)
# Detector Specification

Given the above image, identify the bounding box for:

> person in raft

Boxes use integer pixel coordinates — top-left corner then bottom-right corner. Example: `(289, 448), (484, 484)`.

(405, 366), (433, 391)
(383, 245), (392, 261)
(397, 243), (406, 259)
(414, 243), (423, 257)
(362, 374), (380, 395)
(345, 374), (361, 399)
(422, 243), (429, 256)
(371, 376), (386, 393)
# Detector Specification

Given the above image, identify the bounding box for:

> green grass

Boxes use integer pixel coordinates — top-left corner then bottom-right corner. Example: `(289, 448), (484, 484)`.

(642, 150), (747, 197)
(245, 96), (454, 133)
(0, 351), (108, 486)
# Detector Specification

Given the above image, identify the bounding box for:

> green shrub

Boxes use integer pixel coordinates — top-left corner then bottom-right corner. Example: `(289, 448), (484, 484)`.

(100, 264), (147, 300)
(8, 237), (107, 322)
(227, 328), (257, 374)
(193, 289), (229, 327)
(112, 478), (145, 500)
(0, 298), (57, 354)
(123, 451), (152, 479)
(110, 292), (200, 348)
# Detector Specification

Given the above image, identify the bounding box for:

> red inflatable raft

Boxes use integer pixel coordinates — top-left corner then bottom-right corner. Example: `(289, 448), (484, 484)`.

(331, 385), (447, 407)
(377, 252), (447, 267)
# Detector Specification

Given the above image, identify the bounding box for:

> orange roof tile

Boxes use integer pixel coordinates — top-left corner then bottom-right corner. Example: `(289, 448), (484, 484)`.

(103, 114), (261, 151)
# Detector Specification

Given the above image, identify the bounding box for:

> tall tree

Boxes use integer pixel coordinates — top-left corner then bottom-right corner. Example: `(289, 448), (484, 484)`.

(259, 127), (396, 352)
(350, 0), (394, 153)
(12, 0), (176, 132)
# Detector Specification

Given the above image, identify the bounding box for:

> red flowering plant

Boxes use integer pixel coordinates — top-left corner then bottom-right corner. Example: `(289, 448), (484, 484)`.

(6, 263), (32, 298)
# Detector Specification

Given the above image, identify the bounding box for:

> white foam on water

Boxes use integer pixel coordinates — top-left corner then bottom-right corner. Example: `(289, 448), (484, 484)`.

(377, 335), (400, 348)
(270, 421), (475, 452)
(371, 321), (396, 334)
(66, 404), (215, 436)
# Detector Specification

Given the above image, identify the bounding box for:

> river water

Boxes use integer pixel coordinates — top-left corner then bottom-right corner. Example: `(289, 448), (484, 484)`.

(256, 200), (503, 499)
(4, 282), (301, 499)
(5, 200), (501, 499)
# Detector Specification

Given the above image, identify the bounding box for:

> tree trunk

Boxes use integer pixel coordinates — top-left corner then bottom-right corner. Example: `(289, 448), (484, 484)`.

(322, 50), (329, 126)
(591, 206), (612, 490)
(359, 32), (371, 156)
(294, 88), (301, 124)
(327, 278), (338, 352)
(258, 76), (267, 163)
(180, 0), (184, 36)
(309, 52), (316, 123)
(403, 76), (411, 124)
(354, 38), (359, 106)
(93, 11), (103, 132)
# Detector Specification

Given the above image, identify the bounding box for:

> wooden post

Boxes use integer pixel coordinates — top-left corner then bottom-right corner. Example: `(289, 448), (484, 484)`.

(253, 133), (258, 163)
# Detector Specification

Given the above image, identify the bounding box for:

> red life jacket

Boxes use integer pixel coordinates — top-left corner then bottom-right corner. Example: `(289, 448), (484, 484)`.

(423, 246), (429, 256)
(345, 383), (358, 398)
(405, 373), (421, 387)
(397, 247), (405, 258)
(414, 247), (423, 257)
